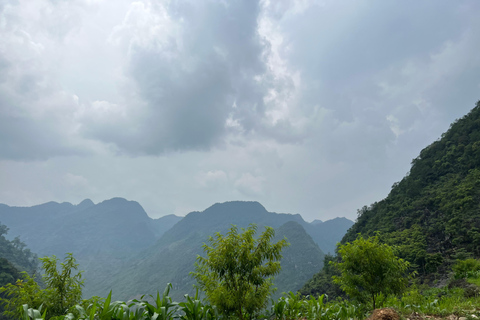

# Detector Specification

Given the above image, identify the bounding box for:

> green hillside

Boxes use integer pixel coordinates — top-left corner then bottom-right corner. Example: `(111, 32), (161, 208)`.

(301, 101), (480, 295)
(97, 201), (325, 301)
(344, 101), (480, 271)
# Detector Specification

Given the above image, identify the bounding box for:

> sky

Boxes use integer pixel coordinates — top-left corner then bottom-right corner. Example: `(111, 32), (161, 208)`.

(1, 0), (480, 222)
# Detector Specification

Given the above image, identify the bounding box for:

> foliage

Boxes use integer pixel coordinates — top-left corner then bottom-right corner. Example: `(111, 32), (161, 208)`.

(452, 258), (480, 279)
(269, 291), (365, 320)
(15, 280), (480, 320)
(299, 254), (345, 299)
(178, 288), (217, 320)
(0, 258), (20, 288)
(0, 254), (83, 319)
(332, 234), (414, 309)
(0, 272), (43, 319)
(0, 222), (38, 277)
(192, 224), (288, 320)
(40, 253), (83, 317)
(339, 101), (480, 283)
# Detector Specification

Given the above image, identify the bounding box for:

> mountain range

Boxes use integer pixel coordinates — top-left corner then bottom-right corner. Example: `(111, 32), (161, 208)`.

(0, 198), (353, 300)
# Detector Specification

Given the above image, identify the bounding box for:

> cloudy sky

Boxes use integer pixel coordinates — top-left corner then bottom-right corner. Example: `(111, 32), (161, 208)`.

(1, 0), (479, 222)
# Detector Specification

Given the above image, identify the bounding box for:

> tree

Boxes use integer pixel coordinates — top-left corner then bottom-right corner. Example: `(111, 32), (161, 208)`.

(332, 234), (413, 309)
(192, 224), (288, 320)
(40, 253), (83, 316)
(0, 253), (83, 319)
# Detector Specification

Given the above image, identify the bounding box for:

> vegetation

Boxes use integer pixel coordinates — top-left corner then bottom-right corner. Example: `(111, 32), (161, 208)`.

(302, 101), (480, 297)
(192, 224), (289, 320)
(332, 235), (413, 309)
(2, 224), (480, 320)
(344, 102), (480, 266)
(299, 254), (345, 300)
(14, 278), (480, 320)
(0, 222), (38, 277)
(0, 254), (83, 319)
(0, 222), (39, 319)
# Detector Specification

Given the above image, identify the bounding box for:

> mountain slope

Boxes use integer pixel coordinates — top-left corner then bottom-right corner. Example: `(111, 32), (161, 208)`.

(301, 101), (480, 297)
(304, 218), (354, 254)
(343, 102), (480, 271)
(100, 201), (326, 300)
(0, 198), (182, 257)
(0, 198), (182, 298)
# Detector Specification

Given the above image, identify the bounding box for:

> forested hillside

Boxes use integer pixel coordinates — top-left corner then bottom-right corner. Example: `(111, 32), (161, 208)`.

(0, 222), (39, 317)
(302, 101), (480, 296)
(95, 201), (326, 300)
(0, 223), (37, 278)
(0, 198), (182, 300)
(344, 102), (480, 273)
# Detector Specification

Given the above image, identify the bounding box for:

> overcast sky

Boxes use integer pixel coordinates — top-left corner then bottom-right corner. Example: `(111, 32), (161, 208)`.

(1, 0), (479, 222)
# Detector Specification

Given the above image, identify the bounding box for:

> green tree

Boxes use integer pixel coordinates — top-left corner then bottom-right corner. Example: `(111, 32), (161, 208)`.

(40, 253), (83, 317)
(332, 235), (413, 309)
(0, 272), (43, 319)
(192, 224), (288, 320)
(0, 253), (83, 319)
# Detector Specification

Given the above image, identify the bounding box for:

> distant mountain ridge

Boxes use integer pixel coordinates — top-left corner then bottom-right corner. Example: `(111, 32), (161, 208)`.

(0, 198), (183, 295)
(0, 198), (181, 257)
(97, 201), (332, 300)
(0, 198), (353, 299)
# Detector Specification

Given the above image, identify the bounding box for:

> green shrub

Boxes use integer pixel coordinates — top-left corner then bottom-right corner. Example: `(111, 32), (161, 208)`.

(452, 258), (480, 279)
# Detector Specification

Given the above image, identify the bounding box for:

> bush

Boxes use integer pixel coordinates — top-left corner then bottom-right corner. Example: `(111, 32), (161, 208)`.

(452, 258), (480, 279)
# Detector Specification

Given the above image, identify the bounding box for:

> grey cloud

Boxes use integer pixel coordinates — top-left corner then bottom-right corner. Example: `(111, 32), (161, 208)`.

(0, 0), (101, 160)
(279, 1), (473, 117)
(81, 0), (269, 155)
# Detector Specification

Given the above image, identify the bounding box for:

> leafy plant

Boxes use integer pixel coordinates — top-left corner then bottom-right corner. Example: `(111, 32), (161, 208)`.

(178, 288), (217, 320)
(0, 272), (43, 319)
(1, 253), (83, 319)
(333, 234), (414, 309)
(452, 258), (480, 279)
(192, 224), (288, 320)
(40, 253), (83, 317)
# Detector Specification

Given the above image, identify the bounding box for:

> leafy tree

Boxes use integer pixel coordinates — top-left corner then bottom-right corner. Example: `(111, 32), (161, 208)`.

(192, 224), (288, 320)
(332, 235), (413, 309)
(0, 253), (83, 319)
(40, 253), (83, 316)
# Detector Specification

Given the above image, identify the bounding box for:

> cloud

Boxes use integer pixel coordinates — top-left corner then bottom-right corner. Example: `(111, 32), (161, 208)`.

(1, 0), (480, 221)
(234, 172), (265, 197)
(78, 0), (271, 155)
(0, 0), (105, 160)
